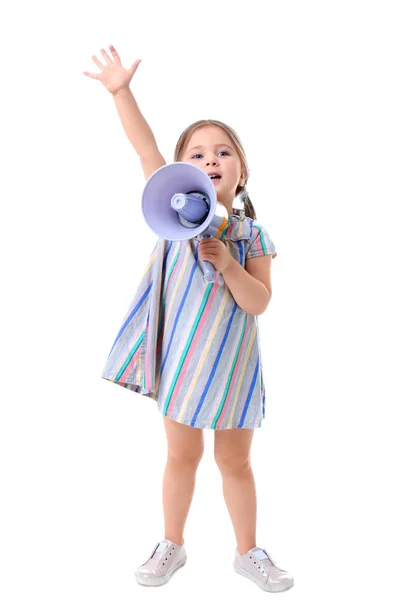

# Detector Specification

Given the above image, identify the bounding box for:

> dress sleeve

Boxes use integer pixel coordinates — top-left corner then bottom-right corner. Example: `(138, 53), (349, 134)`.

(246, 222), (277, 259)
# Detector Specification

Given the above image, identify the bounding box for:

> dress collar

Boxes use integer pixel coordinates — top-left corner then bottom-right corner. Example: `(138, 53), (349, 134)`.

(230, 208), (246, 220)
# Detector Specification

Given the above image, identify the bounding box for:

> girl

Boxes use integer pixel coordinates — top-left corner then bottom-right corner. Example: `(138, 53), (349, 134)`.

(84, 45), (294, 593)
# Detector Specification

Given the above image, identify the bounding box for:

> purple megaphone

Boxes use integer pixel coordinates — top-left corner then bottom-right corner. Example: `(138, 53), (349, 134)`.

(141, 162), (226, 283)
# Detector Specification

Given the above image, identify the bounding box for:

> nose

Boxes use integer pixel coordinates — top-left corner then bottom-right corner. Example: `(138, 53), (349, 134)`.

(206, 156), (219, 166)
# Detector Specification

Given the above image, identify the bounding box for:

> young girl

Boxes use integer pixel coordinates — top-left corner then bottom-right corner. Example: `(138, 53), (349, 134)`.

(84, 45), (294, 593)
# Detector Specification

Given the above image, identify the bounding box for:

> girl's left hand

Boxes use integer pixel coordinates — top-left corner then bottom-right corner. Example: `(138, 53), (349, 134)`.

(198, 238), (234, 274)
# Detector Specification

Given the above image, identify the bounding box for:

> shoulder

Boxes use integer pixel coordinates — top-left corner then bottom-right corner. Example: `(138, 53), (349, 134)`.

(220, 215), (263, 240)
(245, 217), (264, 241)
(219, 215), (277, 258)
(244, 217), (278, 259)
(227, 215), (268, 242)
(221, 214), (253, 242)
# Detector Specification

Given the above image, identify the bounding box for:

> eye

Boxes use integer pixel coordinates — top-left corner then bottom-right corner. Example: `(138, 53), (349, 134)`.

(190, 151), (230, 159)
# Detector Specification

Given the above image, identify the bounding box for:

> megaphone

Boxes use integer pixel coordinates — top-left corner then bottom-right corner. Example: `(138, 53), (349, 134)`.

(141, 162), (228, 283)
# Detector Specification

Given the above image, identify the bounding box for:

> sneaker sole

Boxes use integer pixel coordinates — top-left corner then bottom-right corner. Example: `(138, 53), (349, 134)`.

(135, 556), (187, 586)
(233, 563), (294, 592)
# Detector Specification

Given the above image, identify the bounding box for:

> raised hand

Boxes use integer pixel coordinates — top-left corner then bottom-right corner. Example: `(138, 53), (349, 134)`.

(83, 45), (141, 95)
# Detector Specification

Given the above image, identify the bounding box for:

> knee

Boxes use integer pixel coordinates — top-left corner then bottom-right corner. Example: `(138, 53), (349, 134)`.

(214, 451), (251, 475)
(167, 445), (204, 469)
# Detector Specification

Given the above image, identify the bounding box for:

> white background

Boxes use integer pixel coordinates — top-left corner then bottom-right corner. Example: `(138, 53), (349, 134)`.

(1, 0), (399, 598)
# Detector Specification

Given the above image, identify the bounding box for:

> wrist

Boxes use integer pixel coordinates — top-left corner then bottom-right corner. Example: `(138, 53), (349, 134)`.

(221, 254), (238, 276)
(112, 86), (131, 99)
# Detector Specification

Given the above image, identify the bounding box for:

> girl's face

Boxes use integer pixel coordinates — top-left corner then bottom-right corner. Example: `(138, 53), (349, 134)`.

(180, 125), (245, 214)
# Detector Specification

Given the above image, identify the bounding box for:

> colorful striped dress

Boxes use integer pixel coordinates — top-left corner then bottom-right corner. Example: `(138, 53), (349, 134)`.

(101, 210), (277, 430)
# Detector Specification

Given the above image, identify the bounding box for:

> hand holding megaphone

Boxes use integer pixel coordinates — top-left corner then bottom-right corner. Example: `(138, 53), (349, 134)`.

(141, 162), (228, 283)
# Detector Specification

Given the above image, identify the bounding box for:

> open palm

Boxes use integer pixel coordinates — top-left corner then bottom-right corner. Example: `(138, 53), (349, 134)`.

(83, 45), (141, 95)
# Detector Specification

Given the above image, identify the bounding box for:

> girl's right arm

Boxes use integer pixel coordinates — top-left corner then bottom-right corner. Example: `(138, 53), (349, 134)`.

(83, 45), (166, 179)
(113, 87), (166, 179)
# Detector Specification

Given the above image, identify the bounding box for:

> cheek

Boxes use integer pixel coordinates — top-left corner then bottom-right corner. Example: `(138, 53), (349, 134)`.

(225, 162), (240, 177)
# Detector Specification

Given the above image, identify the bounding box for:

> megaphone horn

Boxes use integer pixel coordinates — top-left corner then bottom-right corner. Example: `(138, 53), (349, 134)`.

(141, 162), (227, 283)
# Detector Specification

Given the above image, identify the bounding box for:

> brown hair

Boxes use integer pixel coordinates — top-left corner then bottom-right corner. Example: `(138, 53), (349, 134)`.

(173, 119), (257, 221)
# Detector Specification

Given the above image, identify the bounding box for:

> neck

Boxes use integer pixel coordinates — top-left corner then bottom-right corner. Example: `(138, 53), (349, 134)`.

(217, 199), (234, 216)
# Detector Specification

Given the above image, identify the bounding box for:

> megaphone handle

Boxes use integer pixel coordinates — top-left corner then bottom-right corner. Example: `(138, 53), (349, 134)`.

(202, 259), (216, 283)
(199, 233), (216, 283)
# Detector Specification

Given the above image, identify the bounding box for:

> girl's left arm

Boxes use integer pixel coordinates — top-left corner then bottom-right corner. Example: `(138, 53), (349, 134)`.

(222, 255), (272, 316)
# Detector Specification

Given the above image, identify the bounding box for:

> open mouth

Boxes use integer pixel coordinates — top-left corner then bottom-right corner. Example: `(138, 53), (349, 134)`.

(209, 175), (221, 180)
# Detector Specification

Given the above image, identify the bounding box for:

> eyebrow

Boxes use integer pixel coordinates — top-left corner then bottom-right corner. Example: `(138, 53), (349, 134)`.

(187, 143), (235, 153)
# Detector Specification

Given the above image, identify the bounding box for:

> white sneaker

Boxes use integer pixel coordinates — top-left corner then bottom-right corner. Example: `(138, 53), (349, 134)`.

(234, 545), (294, 592)
(134, 539), (187, 586)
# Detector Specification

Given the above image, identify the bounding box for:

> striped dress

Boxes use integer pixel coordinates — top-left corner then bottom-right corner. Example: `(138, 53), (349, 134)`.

(101, 210), (277, 430)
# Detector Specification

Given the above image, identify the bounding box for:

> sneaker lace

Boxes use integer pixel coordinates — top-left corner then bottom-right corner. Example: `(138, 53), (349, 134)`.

(157, 543), (176, 573)
(253, 549), (276, 575)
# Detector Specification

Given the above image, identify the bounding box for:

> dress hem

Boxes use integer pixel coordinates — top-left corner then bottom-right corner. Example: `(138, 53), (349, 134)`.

(157, 403), (264, 430)
(101, 375), (264, 430)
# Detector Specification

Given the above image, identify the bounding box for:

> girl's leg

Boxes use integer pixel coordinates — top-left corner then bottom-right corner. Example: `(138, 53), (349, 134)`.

(214, 428), (257, 554)
(162, 416), (204, 545)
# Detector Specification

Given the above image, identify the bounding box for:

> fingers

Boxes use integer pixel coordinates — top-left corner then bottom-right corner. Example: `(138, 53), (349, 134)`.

(199, 242), (218, 258)
(200, 237), (216, 241)
(129, 58), (142, 75)
(83, 45), (137, 79)
(199, 239), (221, 260)
(83, 71), (100, 79)
(89, 46), (116, 72)
(91, 54), (105, 71)
(109, 44), (121, 63)
(100, 48), (112, 65)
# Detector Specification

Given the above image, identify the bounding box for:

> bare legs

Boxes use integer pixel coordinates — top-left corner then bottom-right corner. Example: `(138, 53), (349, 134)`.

(162, 416), (204, 546)
(161, 416), (257, 555)
(214, 427), (257, 555)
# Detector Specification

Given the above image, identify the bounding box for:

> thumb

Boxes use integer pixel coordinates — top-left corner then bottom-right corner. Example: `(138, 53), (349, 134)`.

(129, 58), (142, 76)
